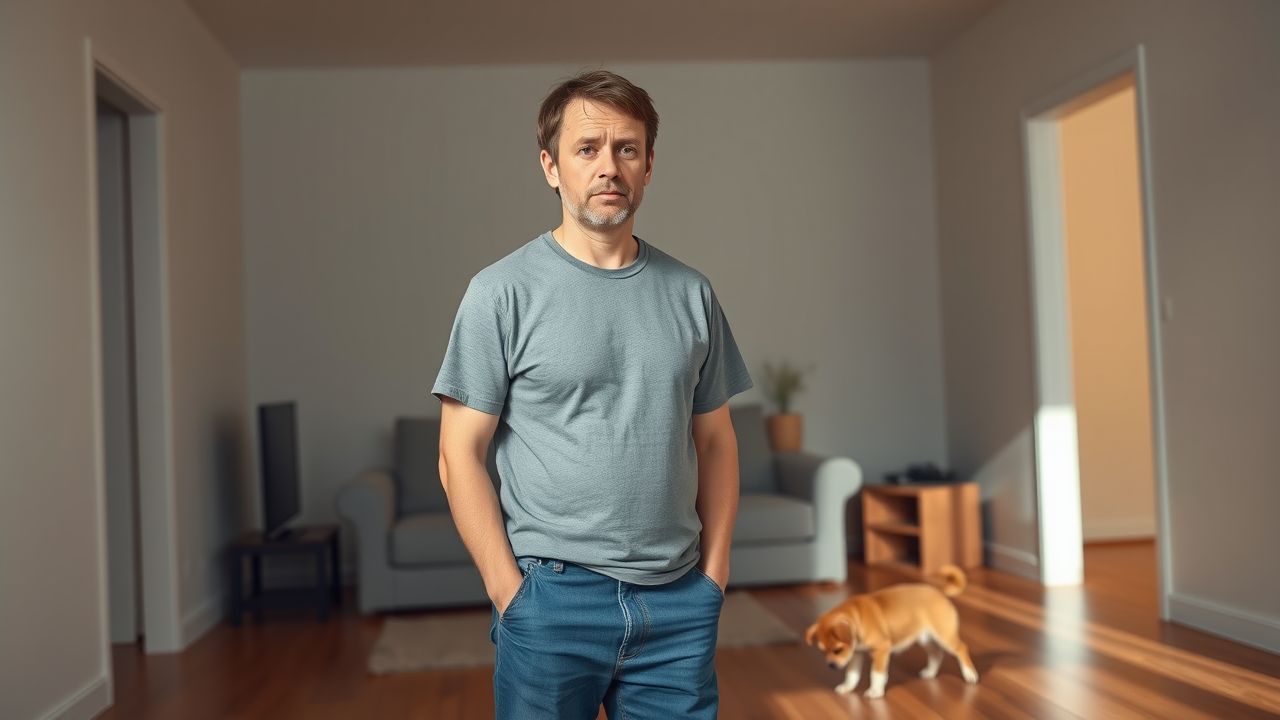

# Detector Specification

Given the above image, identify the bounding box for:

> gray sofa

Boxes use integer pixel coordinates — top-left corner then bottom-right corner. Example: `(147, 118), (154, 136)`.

(336, 403), (863, 614)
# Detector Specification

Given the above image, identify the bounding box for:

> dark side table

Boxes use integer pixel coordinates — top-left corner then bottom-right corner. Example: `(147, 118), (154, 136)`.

(229, 524), (340, 625)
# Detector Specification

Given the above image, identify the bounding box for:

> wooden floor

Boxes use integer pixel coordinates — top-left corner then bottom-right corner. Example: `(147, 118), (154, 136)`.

(102, 541), (1280, 719)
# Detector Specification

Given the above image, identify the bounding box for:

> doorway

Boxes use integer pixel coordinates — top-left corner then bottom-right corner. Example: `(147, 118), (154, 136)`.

(89, 43), (183, 658)
(1021, 45), (1174, 619)
(96, 96), (145, 646)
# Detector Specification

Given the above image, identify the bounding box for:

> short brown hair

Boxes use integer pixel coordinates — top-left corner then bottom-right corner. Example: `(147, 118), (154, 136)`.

(537, 70), (659, 168)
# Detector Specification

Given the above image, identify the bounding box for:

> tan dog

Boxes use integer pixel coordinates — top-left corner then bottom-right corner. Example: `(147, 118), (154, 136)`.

(804, 565), (979, 698)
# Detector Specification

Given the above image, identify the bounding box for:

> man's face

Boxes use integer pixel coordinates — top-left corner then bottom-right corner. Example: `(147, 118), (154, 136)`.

(541, 98), (653, 231)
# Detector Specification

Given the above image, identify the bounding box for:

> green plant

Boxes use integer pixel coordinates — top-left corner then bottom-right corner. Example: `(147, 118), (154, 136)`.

(761, 359), (815, 414)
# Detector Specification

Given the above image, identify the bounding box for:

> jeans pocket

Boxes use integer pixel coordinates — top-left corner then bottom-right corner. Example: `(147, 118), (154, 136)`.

(499, 565), (536, 622)
(693, 567), (725, 601)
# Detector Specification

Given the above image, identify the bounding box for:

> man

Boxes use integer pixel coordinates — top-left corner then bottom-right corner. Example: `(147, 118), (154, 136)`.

(431, 69), (752, 719)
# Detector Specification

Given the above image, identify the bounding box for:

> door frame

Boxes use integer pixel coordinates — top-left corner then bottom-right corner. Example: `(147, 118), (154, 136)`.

(1019, 44), (1173, 619)
(84, 38), (184, 662)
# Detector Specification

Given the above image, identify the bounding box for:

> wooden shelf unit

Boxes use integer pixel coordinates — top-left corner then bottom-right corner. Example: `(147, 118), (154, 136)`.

(862, 482), (982, 576)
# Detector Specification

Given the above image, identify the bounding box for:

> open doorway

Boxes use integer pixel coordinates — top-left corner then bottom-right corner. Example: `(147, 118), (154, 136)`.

(1058, 74), (1164, 613)
(96, 95), (145, 647)
(89, 44), (184, 659)
(1021, 46), (1174, 620)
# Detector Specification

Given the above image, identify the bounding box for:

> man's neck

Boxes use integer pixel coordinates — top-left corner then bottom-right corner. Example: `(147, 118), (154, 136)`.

(552, 220), (638, 270)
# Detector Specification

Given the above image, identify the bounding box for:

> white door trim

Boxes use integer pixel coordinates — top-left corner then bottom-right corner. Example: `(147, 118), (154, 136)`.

(84, 38), (184, 667)
(1019, 44), (1173, 620)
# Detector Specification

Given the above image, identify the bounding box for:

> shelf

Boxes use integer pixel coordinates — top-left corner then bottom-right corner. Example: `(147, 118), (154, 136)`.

(871, 560), (924, 578)
(865, 521), (921, 537)
(862, 482), (982, 575)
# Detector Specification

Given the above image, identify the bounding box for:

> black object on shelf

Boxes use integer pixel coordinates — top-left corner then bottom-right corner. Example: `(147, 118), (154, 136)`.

(258, 401), (302, 541)
(883, 462), (957, 485)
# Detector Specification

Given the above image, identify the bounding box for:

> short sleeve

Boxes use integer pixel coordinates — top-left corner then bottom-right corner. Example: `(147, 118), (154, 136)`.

(692, 284), (754, 414)
(430, 278), (509, 416)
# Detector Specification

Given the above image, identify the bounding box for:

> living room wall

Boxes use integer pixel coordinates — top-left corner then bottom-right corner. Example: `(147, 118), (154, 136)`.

(240, 60), (948, 573)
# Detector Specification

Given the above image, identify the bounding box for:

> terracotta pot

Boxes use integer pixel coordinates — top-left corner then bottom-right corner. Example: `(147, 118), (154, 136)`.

(766, 413), (803, 452)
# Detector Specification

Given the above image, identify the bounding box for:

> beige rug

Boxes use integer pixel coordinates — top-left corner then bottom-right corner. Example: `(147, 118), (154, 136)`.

(368, 591), (802, 674)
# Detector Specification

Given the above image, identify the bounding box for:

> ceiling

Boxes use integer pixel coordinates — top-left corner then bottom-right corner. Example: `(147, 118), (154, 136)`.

(185, 0), (1002, 68)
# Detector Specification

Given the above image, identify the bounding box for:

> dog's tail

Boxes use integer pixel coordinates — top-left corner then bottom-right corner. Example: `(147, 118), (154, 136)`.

(936, 564), (967, 597)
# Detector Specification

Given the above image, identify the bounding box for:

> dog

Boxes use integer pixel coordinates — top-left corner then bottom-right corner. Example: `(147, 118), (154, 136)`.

(804, 565), (979, 699)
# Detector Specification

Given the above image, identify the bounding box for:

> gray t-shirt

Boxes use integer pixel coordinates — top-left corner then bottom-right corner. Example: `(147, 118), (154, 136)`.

(431, 230), (753, 585)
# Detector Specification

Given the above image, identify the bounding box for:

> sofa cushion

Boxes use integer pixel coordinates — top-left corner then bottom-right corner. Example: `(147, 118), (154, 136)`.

(391, 514), (473, 566)
(396, 418), (448, 516)
(395, 416), (501, 517)
(732, 493), (815, 544)
(730, 403), (777, 493)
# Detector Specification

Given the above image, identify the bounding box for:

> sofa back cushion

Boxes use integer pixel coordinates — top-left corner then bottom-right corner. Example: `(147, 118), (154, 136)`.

(395, 416), (500, 516)
(729, 403), (777, 494)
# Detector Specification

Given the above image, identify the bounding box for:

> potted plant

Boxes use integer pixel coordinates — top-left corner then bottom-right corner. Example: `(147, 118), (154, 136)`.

(761, 359), (815, 452)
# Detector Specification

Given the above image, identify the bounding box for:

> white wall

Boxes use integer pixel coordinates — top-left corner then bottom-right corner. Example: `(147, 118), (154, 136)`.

(932, 0), (1280, 650)
(241, 60), (947, 564)
(0, 2), (246, 718)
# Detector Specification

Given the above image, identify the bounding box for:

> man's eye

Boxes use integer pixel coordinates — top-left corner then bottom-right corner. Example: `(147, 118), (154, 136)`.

(620, 146), (637, 157)
(578, 147), (595, 156)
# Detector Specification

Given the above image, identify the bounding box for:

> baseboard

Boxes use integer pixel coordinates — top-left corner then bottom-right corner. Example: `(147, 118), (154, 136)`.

(1083, 516), (1156, 542)
(1169, 592), (1280, 655)
(181, 592), (226, 648)
(985, 541), (1039, 580)
(38, 674), (109, 720)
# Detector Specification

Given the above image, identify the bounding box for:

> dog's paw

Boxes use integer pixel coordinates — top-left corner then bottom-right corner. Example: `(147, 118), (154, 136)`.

(864, 686), (885, 700)
(834, 681), (857, 695)
(962, 667), (979, 684)
(919, 666), (939, 679)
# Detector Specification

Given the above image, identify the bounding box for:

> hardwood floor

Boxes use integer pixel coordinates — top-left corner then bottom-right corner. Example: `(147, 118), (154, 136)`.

(102, 541), (1280, 719)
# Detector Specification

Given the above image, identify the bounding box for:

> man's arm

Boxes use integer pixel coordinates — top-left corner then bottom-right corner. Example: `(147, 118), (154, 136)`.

(692, 403), (740, 591)
(438, 397), (523, 612)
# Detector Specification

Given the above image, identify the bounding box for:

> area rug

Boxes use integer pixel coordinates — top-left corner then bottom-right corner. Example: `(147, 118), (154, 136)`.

(368, 591), (802, 674)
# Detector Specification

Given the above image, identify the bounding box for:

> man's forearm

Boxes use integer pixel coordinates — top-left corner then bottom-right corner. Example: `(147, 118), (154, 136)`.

(440, 455), (518, 603)
(695, 439), (739, 582)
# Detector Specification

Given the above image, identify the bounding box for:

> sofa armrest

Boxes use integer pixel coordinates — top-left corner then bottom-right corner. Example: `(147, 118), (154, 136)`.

(335, 469), (397, 613)
(774, 452), (864, 583)
(776, 452), (862, 504)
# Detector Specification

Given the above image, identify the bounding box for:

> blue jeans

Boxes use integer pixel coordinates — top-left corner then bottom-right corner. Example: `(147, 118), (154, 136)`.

(489, 555), (725, 719)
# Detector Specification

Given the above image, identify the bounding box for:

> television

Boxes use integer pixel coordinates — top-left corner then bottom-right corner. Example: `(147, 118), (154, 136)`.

(258, 401), (301, 540)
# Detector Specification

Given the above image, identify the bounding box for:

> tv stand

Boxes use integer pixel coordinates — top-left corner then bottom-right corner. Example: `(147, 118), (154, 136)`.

(229, 524), (340, 625)
(266, 526), (299, 542)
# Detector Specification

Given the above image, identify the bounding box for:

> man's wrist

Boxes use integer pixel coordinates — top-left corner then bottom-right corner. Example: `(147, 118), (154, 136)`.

(700, 550), (730, 586)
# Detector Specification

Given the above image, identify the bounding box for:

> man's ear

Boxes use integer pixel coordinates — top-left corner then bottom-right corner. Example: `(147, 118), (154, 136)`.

(643, 148), (654, 185)
(804, 622), (819, 647)
(539, 149), (559, 192)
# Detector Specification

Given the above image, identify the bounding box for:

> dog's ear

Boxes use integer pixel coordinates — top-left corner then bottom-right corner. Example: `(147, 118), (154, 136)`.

(804, 622), (819, 647)
(832, 617), (853, 644)
(844, 603), (864, 644)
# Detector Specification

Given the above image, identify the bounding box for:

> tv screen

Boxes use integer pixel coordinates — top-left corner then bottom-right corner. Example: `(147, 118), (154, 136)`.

(258, 402), (301, 539)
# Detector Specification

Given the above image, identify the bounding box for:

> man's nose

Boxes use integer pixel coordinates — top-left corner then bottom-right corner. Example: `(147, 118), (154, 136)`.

(596, 151), (619, 178)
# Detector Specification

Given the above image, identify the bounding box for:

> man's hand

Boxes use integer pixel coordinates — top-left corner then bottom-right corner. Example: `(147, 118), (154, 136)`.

(700, 561), (729, 593)
(492, 564), (525, 615)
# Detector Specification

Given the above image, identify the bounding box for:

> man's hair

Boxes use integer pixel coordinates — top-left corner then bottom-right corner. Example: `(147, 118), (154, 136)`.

(537, 70), (659, 170)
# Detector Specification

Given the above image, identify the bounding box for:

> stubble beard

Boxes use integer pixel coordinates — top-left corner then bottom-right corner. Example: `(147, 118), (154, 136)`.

(563, 188), (640, 230)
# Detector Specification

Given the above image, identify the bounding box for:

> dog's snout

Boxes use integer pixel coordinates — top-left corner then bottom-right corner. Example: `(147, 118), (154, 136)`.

(828, 661), (838, 669)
